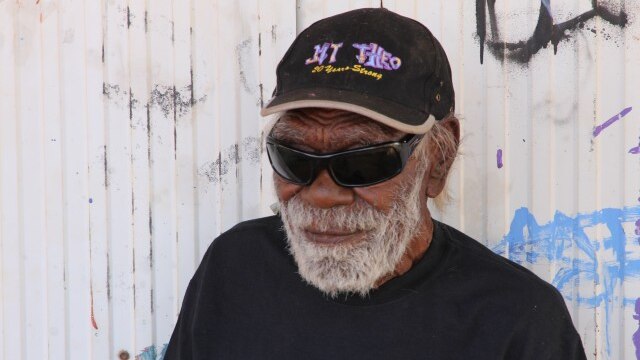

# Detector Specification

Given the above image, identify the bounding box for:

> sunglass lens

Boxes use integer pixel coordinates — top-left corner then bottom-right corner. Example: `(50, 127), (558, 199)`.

(331, 147), (402, 186)
(267, 143), (314, 184)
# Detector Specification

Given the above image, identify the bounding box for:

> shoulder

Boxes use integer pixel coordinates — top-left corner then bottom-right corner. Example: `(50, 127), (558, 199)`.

(196, 215), (290, 276)
(220, 214), (284, 238)
(208, 215), (285, 253)
(436, 221), (566, 309)
(435, 221), (583, 352)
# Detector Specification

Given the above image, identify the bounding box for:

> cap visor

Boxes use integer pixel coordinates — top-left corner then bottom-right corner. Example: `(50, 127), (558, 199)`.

(260, 88), (435, 134)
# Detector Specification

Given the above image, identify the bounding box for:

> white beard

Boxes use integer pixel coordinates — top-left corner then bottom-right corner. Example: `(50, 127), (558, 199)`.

(279, 171), (426, 298)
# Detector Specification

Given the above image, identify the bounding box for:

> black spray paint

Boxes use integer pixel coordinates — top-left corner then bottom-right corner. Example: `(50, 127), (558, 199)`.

(236, 38), (255, 94)
(102, 82), (206, 119)
(126, 6), (132, 28)
(148, 84), (207, 118)
(199, 137), (262, 184)
(476, 0), (628, 64)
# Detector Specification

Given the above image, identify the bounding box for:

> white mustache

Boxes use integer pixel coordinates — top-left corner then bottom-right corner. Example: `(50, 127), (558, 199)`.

(284, 199), (382, 234)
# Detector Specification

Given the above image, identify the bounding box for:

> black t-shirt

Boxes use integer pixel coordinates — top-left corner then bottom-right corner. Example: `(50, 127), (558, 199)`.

(165, 215), (586, 360)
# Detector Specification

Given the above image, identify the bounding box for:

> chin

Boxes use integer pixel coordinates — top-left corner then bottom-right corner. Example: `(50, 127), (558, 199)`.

(284, 220), (409, 298)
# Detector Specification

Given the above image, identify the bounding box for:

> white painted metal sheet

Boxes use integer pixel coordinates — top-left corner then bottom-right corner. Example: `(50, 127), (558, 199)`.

(0, 0), (639, 359)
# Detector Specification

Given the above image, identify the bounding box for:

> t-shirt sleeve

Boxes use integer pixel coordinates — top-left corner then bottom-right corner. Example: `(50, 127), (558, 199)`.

(504, 287), (587, 360)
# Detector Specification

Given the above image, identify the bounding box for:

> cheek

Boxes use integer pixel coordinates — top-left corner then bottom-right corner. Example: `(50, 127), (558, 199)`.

(353, 186), (396, 211)
(354, 159), (423, 211)
(274, 175), (302, 201)
(354, 175), (407, 211)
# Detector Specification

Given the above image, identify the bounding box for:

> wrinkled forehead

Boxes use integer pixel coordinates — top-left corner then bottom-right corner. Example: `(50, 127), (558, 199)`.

(270, 108), (404, 143)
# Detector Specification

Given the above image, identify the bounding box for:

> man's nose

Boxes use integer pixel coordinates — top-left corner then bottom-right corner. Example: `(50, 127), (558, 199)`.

(299, 169), (354, 208)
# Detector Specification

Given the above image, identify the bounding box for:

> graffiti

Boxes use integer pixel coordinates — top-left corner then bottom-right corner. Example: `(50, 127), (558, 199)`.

(136, 344), (168, 360)
(631, 135), (640, 155)
(496, 148), (503, 168)
(476, 0), (628, 64)
(198, 136), (261, 184)
(593, 107), (633, 137)
(493, 205), (640, 353)
(634, 298), (640, 359)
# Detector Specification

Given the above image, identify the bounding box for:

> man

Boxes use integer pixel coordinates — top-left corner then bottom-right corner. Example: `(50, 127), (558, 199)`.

(165, 8), (586, 359)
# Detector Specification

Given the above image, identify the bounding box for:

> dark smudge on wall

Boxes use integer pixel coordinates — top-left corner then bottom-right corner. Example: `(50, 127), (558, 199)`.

(476, 0), (628, 64)
(198, 137), (261, 184)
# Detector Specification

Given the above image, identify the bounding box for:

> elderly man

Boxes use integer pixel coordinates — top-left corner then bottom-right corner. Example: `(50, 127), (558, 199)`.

(165, 8), (586, 359)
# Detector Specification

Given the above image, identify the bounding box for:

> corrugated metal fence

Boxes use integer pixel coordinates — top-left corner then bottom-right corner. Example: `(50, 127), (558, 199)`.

(1, 0), (639, 359)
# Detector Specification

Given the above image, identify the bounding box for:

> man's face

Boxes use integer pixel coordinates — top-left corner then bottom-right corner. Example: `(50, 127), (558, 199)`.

(272, 108), (432, 297)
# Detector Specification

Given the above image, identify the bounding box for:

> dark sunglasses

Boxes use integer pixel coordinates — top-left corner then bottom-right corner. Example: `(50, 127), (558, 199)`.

(265, 134), (423, 187)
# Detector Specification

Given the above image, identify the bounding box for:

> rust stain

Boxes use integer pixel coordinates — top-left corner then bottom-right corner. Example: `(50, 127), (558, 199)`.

(90, 286), (98, 330)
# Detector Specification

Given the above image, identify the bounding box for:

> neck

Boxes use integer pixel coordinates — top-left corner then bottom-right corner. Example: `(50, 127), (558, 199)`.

(373, 216), (434, 287)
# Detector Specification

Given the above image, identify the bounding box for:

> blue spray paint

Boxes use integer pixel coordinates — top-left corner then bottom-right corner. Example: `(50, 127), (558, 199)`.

(494, 205), (640, 354)
(136, 346), (156, 360)
(136, 344), (168, 360)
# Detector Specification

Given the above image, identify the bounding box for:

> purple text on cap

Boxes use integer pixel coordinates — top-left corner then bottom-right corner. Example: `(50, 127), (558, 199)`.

(352, 43), (401, 70)
(305, 43), (343, 66)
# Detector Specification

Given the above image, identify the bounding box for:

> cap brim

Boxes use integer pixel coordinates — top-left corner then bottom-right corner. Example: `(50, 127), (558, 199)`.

(260, 88), (435, 134)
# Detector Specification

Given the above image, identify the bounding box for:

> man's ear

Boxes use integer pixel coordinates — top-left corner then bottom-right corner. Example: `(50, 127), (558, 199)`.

(424, 116), (460, 198)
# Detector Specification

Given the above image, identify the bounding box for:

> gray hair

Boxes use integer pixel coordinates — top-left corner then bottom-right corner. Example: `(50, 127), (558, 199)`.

(417, 114), (461, 210)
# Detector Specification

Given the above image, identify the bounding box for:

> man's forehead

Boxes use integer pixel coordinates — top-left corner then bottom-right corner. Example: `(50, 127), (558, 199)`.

(272, 108), (404, 140)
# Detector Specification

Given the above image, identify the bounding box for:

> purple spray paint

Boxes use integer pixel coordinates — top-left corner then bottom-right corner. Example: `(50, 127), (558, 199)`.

(629, 146), (640, 155)
(593, 107), (633, 137)
(496, 149), (503, 169)
(634, 298), (640, 359)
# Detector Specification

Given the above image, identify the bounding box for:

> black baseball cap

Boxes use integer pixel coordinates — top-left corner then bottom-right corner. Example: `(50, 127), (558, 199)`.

(260, 8), (455, 134)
